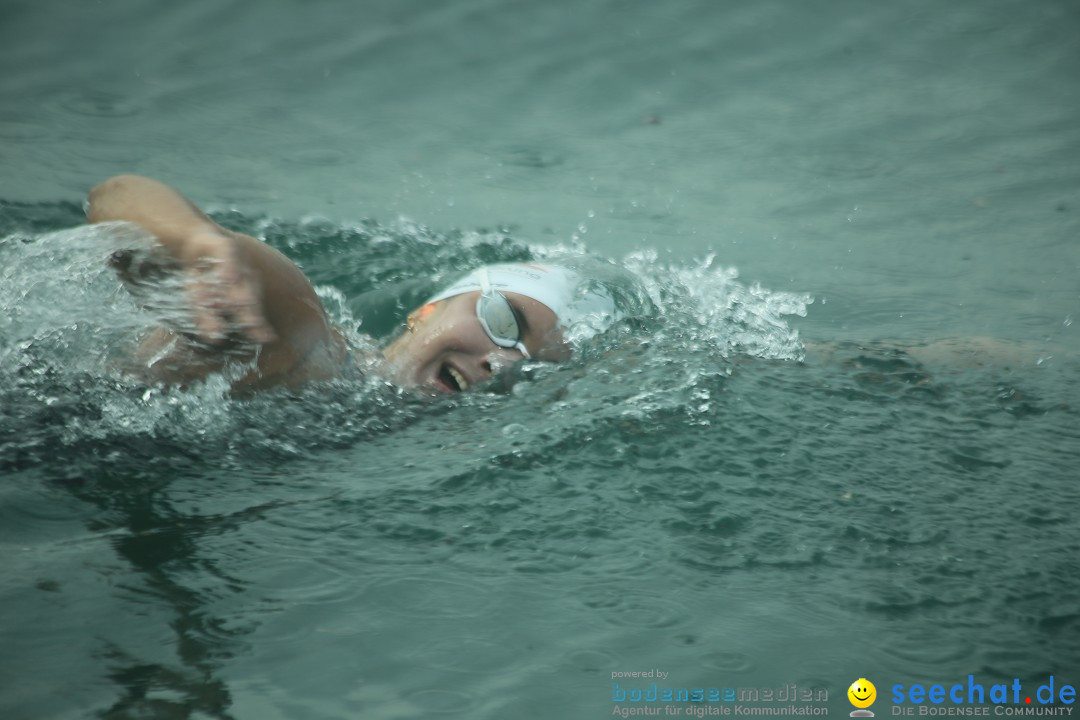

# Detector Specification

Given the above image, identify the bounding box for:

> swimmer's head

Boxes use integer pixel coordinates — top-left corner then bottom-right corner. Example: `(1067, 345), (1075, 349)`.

(425, 263), (619, 341)
(381, 262), (619, 394)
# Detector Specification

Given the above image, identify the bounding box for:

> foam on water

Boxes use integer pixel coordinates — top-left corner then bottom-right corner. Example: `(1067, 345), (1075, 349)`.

(2, 207), (1078, 720)
(3, 0), (1080, 715)
(0, 206), (812, 477)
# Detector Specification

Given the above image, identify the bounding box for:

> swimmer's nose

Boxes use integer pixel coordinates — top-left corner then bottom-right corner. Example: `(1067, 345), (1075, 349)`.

(479, 348), (524, 379)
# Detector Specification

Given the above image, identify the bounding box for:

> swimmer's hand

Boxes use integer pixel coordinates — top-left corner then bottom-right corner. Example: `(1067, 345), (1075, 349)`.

(106, 228), (277, 347)
(88, 175), (278, 347)
(89, 174), (343, 388)
(176, 229), (277, 346)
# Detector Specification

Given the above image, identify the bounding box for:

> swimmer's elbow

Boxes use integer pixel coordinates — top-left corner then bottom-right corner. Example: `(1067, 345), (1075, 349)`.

(86, 174), (148, 223)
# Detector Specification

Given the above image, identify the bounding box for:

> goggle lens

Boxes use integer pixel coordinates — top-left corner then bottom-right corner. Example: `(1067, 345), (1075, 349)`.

(476, 292), (530, 358)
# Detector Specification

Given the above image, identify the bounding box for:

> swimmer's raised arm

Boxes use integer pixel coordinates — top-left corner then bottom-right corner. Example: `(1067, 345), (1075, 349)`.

(87, 175), (344, 388)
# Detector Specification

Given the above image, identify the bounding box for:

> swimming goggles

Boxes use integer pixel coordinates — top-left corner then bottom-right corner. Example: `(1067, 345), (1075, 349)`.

(476, 268), (531, 358)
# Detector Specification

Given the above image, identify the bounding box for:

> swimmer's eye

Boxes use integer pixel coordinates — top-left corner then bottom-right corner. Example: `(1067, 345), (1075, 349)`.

(475, 292), (531, 358)
(507, 301), (529, 337)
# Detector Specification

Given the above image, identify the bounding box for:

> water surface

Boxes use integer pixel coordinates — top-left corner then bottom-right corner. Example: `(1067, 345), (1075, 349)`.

(1, 0), (1078, 718)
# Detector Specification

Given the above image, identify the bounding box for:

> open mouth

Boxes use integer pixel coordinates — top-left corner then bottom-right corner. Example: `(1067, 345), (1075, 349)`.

(436, 362), (469, 392)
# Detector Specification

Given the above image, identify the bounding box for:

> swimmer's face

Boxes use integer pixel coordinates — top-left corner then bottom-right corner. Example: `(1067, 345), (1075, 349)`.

(382, 291), (567, 394)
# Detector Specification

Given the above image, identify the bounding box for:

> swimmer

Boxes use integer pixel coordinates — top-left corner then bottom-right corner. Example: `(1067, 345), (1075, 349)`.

(86, 174), (617, 393)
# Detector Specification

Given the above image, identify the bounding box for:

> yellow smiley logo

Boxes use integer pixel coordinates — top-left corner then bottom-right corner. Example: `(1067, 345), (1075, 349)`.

(848, 678), (877, 709)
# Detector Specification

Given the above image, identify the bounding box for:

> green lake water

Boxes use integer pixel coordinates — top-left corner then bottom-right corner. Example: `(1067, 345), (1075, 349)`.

(1, 0), (1078, 717)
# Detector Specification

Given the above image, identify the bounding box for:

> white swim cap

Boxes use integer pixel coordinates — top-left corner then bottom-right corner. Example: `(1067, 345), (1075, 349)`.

(425, 262), (618, 338)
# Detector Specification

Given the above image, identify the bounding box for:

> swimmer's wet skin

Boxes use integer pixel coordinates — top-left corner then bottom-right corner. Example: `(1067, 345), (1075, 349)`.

(86, 175), (616, 395)
(381, 263), (617, 394)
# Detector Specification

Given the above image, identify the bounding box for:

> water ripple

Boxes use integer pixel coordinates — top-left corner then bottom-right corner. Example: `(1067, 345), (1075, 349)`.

(56, 89), (145, 119)
(883, 630), (977, 668)
(0, 119), (51, 142)
(361, 576), (497, 619)
(577, 583), (692, 629)
(410, 636), (524, 674)
(405, 688), (476, 714)
(701, 651), (756, 673)
(565, 647), (622, 674)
